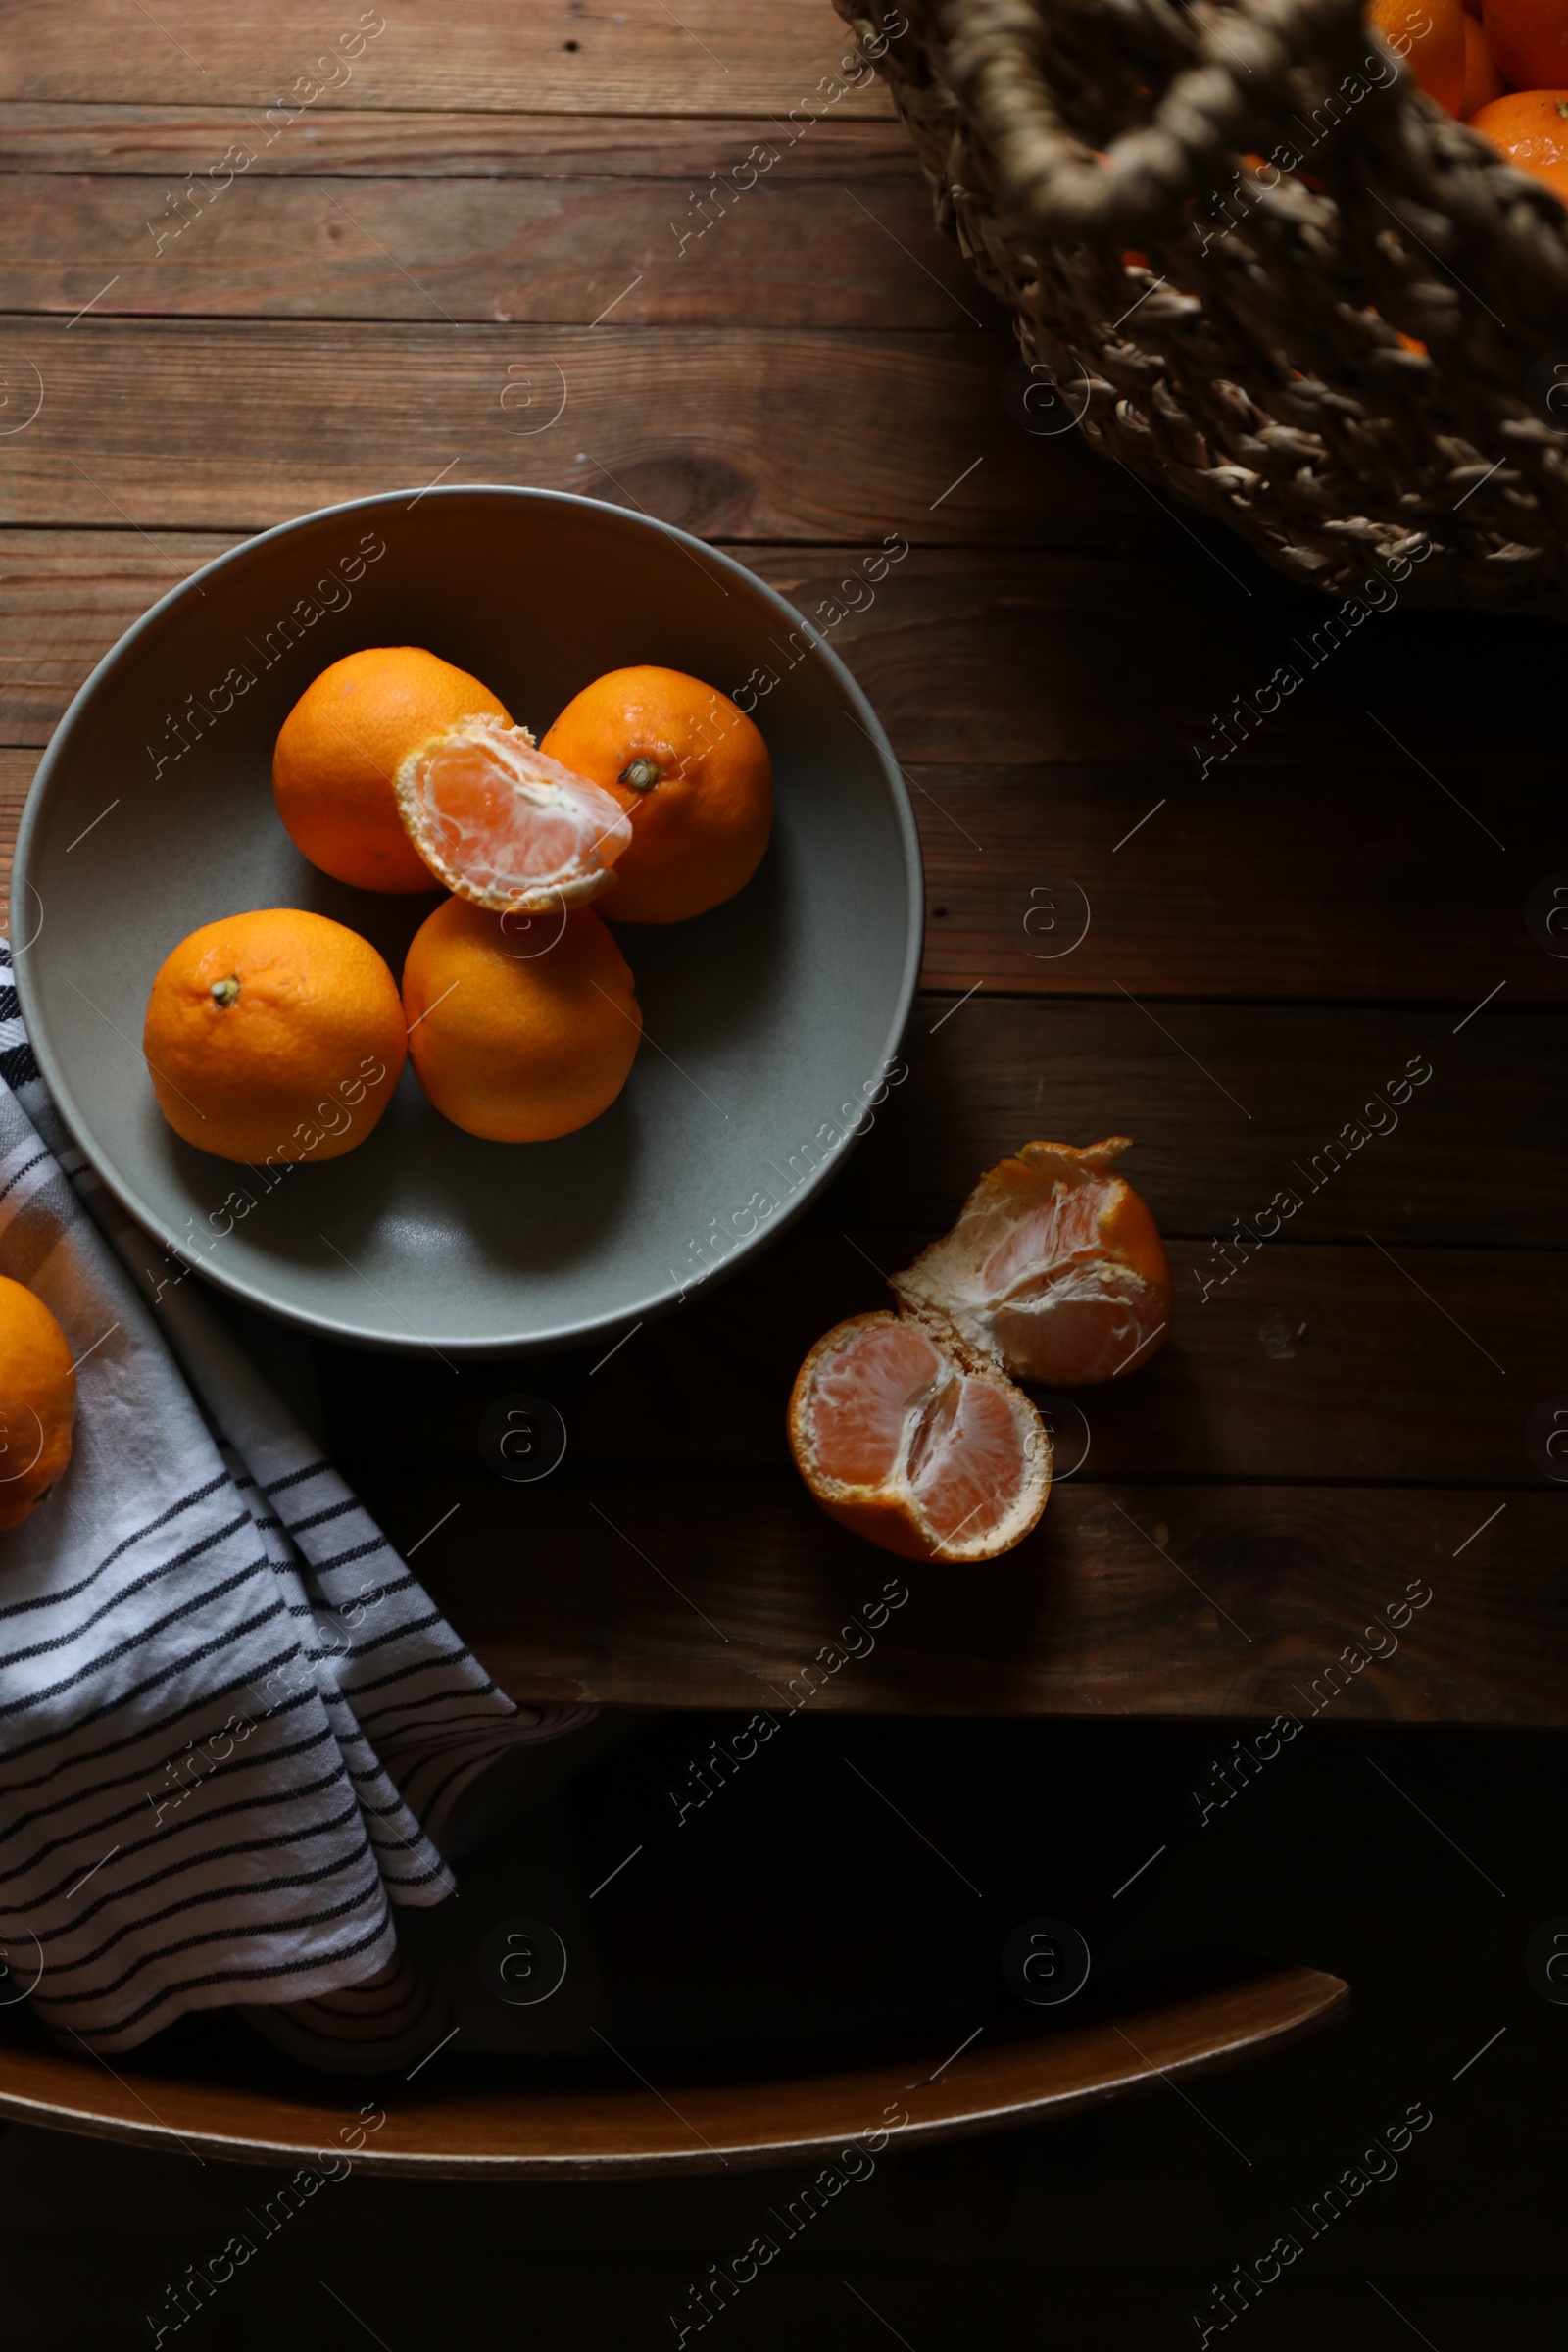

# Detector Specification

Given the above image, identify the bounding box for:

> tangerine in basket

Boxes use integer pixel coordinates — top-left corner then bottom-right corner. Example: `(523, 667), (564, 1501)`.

(142, 908), (407, 1166)
(273, 647), (511, 893)
(0, 1278), (76, 1532)
(539, 665), (773, 924)
(394, 714), (632, 914)
(1461, 15), (1507, 111)
(1483, 0), (1568, 88)
(1367, 0), (1466, 113)
(789, 1314), (1052, 1563)
(400, 897), (641, 1143)
(893, 1139), (1172, 1386)
(1469, 88), (1568, 191)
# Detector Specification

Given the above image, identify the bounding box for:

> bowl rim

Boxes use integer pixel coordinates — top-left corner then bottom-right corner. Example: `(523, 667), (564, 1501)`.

(13, 483), (925, 1356)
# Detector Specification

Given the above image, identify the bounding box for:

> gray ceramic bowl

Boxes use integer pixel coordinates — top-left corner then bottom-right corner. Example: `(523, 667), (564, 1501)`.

(14, 488), (921, 1355)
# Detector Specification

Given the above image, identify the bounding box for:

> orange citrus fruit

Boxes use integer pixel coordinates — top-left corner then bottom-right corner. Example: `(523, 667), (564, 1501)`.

(539, 665), (773, 924)
(273, 647), (511, 894)
(143, 908), (407, 1165)
(1461, 14), (1508, 110)
(394, 714), (632, 913)
(1484, 0), (1568, 85)
(788, 1312), (1052, 1563)
(0, 1278), (75, 1533)
(1367, 0), (1467, 112)
(401, 897), (640, 1143)
(893, 1139), (1172, 1385)
(1469, 88), (1568, 186)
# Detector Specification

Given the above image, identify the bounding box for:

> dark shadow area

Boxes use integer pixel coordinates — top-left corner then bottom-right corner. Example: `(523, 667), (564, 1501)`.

(0, 1713), (1559, 2346)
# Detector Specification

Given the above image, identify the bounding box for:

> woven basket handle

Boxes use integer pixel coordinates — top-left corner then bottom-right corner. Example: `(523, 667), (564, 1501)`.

(929, 0), (1393, 242)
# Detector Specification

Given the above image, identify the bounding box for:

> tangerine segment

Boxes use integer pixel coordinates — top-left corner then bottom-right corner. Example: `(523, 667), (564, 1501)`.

(273, 647), (511, 894)
(789, 1312), (1052, 1563)
(0, 1276), (76, 1532)
(893, 1139), (1172, 1386)
(401, 897), (640, 1144)
(142, 908), (407, 1167)
(540, 665), (773, 924)
(395, 715), (633, 914)
(808, 1317), (948, 1486)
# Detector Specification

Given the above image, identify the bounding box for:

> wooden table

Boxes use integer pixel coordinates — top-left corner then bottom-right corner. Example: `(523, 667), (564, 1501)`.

(3, 1), (1563, 1727)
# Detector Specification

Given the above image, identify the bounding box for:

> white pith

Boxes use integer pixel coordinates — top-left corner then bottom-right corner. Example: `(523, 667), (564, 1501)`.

(802, 1321), (1052, 1561)
(891, 1142), (1166, 1385)
(395, 715), (634, 913)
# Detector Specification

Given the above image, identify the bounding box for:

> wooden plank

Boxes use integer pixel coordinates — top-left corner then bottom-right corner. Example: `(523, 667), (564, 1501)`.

(0, 322), (1137, 541)
(1, 532), (1559, 1000)
(909, 764), (1568, 1004)
(5, 532), (1562, 774)
(0, 538), (1212, 754)
(320, 1236), (1562, 1487)
(0, 536), (242, 748)
(0, 534), (245, 751)
(366, 1469), (1561, 1721)
(0, 108), (917, 178)
(827, 997), (1561, 1246)
(0, 755), (24, 925)
(2, 729), (1558, 1004)
(0, 801), (1554, 1222)
(754, 544), (1568, 771)
(1, 169), (989, 329)
(0, 0), (896, 116)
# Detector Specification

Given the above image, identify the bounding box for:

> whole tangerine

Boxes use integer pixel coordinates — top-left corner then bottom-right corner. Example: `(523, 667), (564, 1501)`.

(1483, 0), (1568, 87)
(1367, 0), (1467, 113)
(539, 665), (772, 924)
(1461, 14), (1507, 111)
(401, 897), (641, 1142)
(1469, 87), (1568, 178)
(143, 908), (407, 1166)
(0, 1278), (75, 1533)
(273, 647), (511, 893)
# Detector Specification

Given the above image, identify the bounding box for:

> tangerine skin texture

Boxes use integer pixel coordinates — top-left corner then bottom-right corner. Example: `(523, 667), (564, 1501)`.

(1461, 15), (1506, 112)
(143, 908), (407, 1166)
(1367, 0), (1466, 112)
(1470, 88), (1568, 181)
(401, 898), (641, 1143)
(273, 646), (511, 893)
(0, 1276), (76, 1533)
(540, 665), (772, 923)
(1484, 0), (1568, 88)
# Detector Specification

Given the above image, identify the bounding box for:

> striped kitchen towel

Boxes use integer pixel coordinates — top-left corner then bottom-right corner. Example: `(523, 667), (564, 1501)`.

(0, 943), (593, 2052)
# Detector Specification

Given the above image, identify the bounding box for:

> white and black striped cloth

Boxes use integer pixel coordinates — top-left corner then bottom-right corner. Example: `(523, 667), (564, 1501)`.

(0, 944), (593, 2052)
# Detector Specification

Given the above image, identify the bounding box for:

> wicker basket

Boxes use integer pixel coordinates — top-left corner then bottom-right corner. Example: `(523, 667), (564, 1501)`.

(836, 0), (1568, 614)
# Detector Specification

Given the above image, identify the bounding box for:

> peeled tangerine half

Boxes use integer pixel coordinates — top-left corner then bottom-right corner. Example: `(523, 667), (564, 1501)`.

(893, 1137), (1172, 1386)
(789, 1139), (1172, 1564)
(395, 714), (634, 912)
(788, 1313), (1052, 1564)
